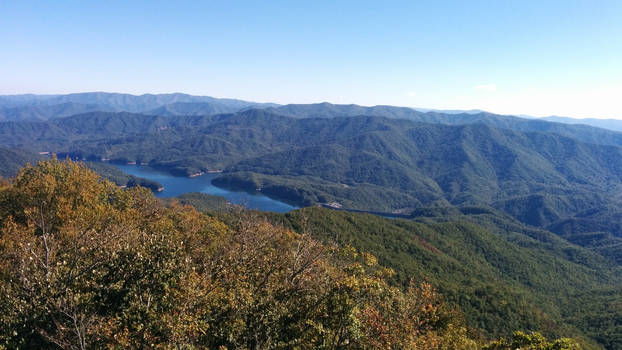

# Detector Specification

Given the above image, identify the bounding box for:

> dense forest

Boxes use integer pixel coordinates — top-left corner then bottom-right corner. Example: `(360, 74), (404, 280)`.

(0, 145), (162, 192)
(3, 93), (622, 348)
(86, 162), (163, 192)
(0, 146), (43, 178)
(0, 159), (584, 349)
(4, 105), (622, 266)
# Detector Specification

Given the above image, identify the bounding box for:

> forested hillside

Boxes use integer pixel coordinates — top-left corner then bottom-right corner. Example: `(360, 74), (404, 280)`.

(0, 145), (161, 191)
(268, 103), (622, 148)
(3, 95), (622, 348)
(4, 107), (622, 264)
(267, 207), (622, 348)
(0, 146), (43, 178)
(0, 160), (584, 349)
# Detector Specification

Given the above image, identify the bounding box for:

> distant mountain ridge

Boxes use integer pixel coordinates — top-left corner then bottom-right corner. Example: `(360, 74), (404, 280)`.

(0, 92), (277, 121)
(0, 102), (116, 121)
(3, 92), (622, 136)
(543, 115), (622, 132)
(146, 101), (276, 116)
(3, 92), (622, 132)
(262, 103), (622, 149)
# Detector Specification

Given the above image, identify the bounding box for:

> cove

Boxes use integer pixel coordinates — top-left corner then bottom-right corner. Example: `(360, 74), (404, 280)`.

(113, 164), (298, 213)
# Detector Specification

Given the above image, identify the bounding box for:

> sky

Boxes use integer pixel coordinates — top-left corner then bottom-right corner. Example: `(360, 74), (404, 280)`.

(1, 0), (621, 118)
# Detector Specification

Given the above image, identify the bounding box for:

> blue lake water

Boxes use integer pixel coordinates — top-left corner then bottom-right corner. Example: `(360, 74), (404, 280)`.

(113, 164), (298, 213)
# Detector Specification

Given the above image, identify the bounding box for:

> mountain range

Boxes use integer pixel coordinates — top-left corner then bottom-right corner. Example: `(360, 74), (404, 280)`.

(3, 92), (622, 348)
(543, 115), (622, 132)
(0, 92), (277, 121)
(1, 92), (620, 133)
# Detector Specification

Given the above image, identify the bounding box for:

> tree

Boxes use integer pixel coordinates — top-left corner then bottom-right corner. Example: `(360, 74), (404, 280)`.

(0, 159), (582, 349)
(484, 331), (581, 350)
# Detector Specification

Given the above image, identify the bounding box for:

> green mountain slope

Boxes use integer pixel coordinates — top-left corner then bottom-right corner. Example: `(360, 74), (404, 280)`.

(3, 108), (622, 265)
(0, 147), (43, 178)
(268, 103), (622, 148)
(259, 206), (622, 348)
(1, 159), (587, 349)
(0, 102), (115, 121)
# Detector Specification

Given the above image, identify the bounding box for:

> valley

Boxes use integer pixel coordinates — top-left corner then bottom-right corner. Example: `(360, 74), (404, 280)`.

(112, 163), (297, 212)
(2, 92), (622, 348)
(4, 3), (619, 348)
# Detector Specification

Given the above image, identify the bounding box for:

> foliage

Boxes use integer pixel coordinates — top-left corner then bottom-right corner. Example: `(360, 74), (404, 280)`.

(0, 146), (43, 178)
(0, 159), (503, 349)
(164, 192), (231, 213)
(250, 207), (616, 349)
(484, 331), (581, 350)
(87, 161), (163, 191)
(4, 108), (622, 250)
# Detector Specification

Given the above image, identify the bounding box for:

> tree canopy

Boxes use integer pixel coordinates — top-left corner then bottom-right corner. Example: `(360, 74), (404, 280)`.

(0, 159), (582, 349)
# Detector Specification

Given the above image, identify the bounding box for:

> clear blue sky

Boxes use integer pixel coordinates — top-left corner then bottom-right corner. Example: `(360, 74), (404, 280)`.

(1, 1), (621, 118)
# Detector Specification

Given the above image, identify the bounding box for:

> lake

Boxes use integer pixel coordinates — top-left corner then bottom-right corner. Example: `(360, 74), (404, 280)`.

(113, 164), (298, 213)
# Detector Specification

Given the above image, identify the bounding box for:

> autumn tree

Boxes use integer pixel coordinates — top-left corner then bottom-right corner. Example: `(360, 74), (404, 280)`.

(0, 159), (224, 348)
(484, 331), (581, 350)
(0, 159), (582, 349)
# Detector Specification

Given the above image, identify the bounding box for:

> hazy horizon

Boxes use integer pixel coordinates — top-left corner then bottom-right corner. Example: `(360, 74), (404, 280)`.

(2, 90), (619, 120)
(2, 1), (621, 119)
